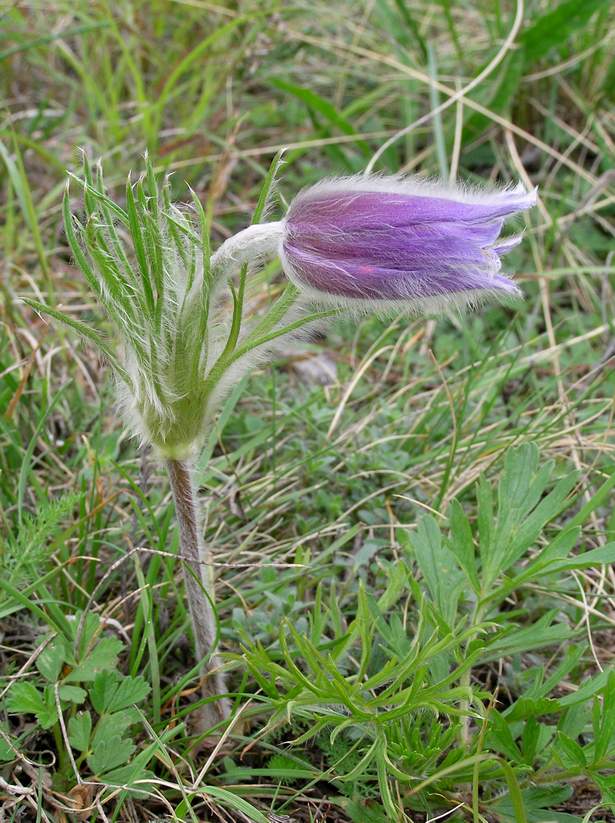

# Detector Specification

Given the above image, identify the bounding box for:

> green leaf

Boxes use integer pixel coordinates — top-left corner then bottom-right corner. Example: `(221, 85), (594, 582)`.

(345, 798), (389, 823)
(88, 736), (136, 775)
(447, 499), (479, 593)
(505, 473), (578, 567)
(6, 682), (46, 716)
(89, 670), (119, 714)
(58, 685), (87, 704)
(520, 717), (542, 764)
(537, 646), (584, 700)
(125, 179), (155, 316)
(555, 732), (586, 768)
(487, 711), (523, 763)
(477, 474), (494, 570)
(0, 577), (68, 635)
(543, 542), (615, 575)
(6, 682), (57, 729)
(36, 637), (67, 682)
(68, 711), (92, 752)
(521, 0), (610, 62)
(0, 727), (17, 763)
(200, 786), (269, 823)
(107, 675), (151, 712)
(506, 697), (562, 721)
(481, 527), (581, 606)
(595, 773), (615, 804)
(559, 669), (611, 708)
(377, 560), (409, 611)
(492, 785), (573, 823)
(410, 515), (464, 625)
(482, 612), (575, 661)
(593, 671), (615, 764)
(23, 299), (128, 384)
(67, 170), (129, 224)
(65, 636), (123, 683)
(1, 493), (81, 620)
(480, 444), (578, 588)
(252, 148), (286, 224)
(93, 709), (140, 748)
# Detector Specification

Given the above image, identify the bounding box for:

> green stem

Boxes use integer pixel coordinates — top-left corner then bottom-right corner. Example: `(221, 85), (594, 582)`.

(461, 603), (485, 745)
(166, 458), (230, 730)
(52, 722), (69, 776)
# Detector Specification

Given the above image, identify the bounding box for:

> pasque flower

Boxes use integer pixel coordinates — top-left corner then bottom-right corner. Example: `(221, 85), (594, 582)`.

(275, 176), (537, 311)
(32, 155), (535, 736)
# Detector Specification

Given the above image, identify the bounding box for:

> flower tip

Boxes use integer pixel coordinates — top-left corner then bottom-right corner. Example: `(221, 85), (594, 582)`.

(513, 181), (538, 208)
(526, 184), (538, 203)
(494, 274), (524, 297)
(494, 233), (524, 256)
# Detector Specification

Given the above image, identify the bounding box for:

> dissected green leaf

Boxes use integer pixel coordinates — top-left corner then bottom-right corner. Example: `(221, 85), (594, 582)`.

(6, 682), (57, 729)
(482, 612), (575, 661)
(36, 637), (67, 682)
(410, 515), (464, 625)
(90, 670), (150, 714)
(447, 499), (479, 593)
(556, 731), (587, 768)
(58, 685), (87, 704)
(93, 709), (140, 748)
(479, 445), (578, 589)
(68, 711), (92, 752)
(492, 784), (575, 823)
(65, 636), (123, 683)
(88, 736), (136, 775)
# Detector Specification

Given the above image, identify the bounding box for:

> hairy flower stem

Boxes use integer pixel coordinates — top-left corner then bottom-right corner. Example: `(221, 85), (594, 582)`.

(166, 458), (230, 729)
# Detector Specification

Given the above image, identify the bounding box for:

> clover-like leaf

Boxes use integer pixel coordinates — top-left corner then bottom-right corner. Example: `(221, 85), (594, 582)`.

(6, 682), (58, 729)
(87, 736), (136, 775)
(36, 637), (67, 682)
(90, 670), (149, 714)
(58, 685), (87, 704)
(93, 709), (140, 748)
(68, 711), (92, 753)
(65, 636), (123, 683)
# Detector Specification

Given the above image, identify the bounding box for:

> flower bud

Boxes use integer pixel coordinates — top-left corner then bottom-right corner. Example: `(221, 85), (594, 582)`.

(278, 175), (537, 312)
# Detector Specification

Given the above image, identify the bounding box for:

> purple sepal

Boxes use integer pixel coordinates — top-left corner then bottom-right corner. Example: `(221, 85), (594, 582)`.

(281, 176), (536, 308)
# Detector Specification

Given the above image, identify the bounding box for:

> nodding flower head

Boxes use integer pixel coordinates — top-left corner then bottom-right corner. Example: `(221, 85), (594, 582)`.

(278, 175), (537, 313)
